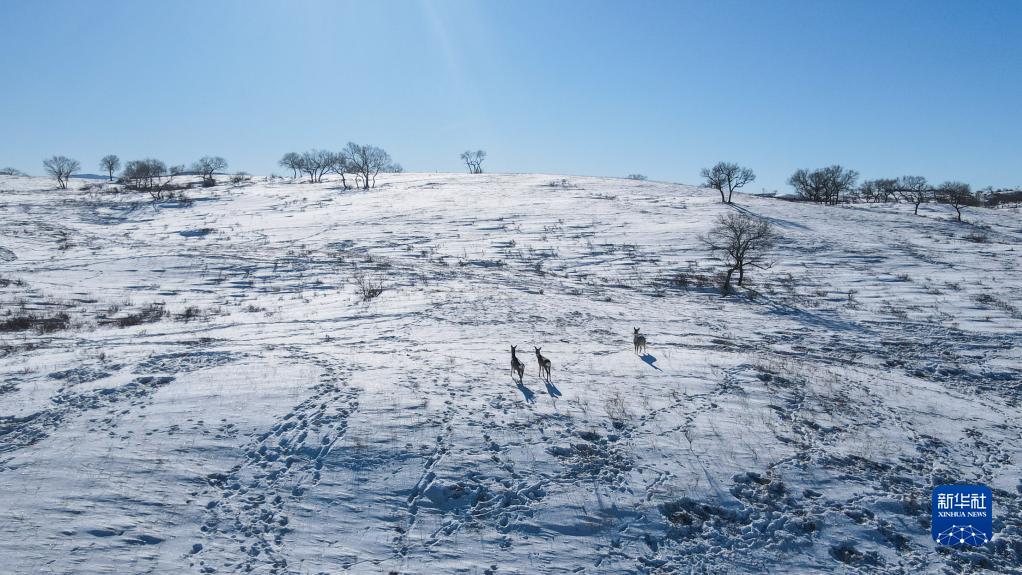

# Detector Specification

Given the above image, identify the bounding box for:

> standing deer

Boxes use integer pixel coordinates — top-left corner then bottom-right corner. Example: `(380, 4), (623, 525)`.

(633, 327), (647, 355)
(510, 345), (525, 383)
(534, 347), (551, 382)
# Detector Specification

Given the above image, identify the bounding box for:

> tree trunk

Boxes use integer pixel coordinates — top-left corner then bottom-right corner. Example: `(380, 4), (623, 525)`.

(737, 265), (745, 286)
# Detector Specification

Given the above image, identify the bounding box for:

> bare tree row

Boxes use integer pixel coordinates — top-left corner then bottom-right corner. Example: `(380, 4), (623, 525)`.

(27, 152), (1008, 222)
(279, 143), (401, 189)
(700, 160), (990, 221)
(39, 154), (231, 191)
(788, 167), (976, 221)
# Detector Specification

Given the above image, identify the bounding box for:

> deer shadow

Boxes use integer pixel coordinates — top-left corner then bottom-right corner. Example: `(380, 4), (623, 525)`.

(641, 353), (663, 371)
(545, 380), (562, 397)
(516, 382), (536, 403)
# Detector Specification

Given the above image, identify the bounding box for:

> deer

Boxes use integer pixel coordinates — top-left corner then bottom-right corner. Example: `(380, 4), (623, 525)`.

(534, 347), (551, 382)
(510, 345), (525, 383)
(633, 327), (647, 355)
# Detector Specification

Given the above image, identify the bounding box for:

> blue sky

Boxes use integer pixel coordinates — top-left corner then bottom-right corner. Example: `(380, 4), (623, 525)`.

(1, 0), (1019, 191)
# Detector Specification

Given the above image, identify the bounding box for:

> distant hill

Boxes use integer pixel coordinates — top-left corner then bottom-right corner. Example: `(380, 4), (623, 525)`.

(0, 172), (1020, 574)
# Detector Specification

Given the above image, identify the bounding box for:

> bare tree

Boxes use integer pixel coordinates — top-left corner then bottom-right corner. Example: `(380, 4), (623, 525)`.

(460, 150), (486, 174)
(0, 167), (26, 176)
(327, 151), (351, 188)
(702, 212), (776, 293)
(345, 142), (393, 189)
(627, 174), (648, 181)
(788, 165), (858, 205)
(192, 156), (228, 186)
(701, 162), (756, 203)
(935, 181), (974, 221)
(42, 156), (80, 189)
(353, 270), (386, 301)
(859, 178), (899, 203)
(100, 155), (120, 181)
(297, 149), (337, 183)
(296, 152), (314, 182)
(896, 175), (930, 215)
(279, 152), (301, 179)
(122, 158), (168, 198)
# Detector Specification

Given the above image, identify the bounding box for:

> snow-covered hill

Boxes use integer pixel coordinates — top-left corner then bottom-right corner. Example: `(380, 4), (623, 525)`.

(1, 173), (1020, 574)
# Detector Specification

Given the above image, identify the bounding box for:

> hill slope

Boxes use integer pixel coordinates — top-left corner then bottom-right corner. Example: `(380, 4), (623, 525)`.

(1, 173), (1021, 574)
